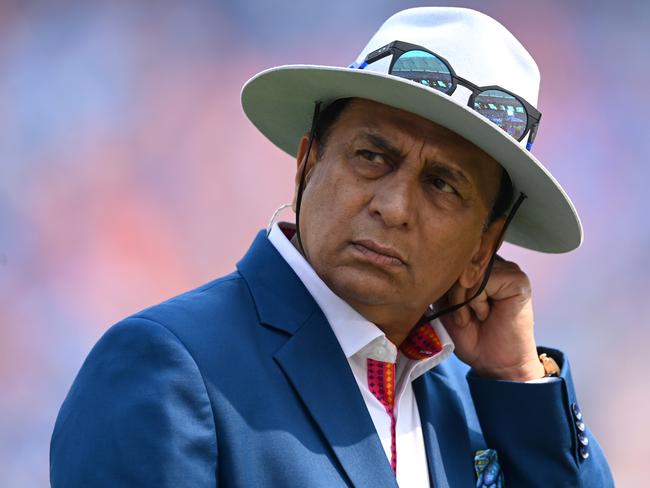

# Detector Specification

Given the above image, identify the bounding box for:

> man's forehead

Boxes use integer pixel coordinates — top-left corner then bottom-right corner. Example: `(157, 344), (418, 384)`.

(337, 98), (483, 152)
(336, 99), (501, 168)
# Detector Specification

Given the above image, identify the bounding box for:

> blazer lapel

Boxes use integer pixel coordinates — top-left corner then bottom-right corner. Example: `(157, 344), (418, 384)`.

(414, 369), (476, 488)
(275, 312), (397, 488)
(238, 231), (397, 488)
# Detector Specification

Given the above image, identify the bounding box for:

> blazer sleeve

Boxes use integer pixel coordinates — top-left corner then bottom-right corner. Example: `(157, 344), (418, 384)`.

(50, 317), (218, 487)
(466, 347), (614, 488)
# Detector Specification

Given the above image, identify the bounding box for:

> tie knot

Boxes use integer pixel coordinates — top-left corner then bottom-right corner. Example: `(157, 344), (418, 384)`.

(400, 322), (444, 360)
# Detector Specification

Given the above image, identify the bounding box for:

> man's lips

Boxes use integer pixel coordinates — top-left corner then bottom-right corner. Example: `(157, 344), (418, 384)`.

(351, 239), (407, 266)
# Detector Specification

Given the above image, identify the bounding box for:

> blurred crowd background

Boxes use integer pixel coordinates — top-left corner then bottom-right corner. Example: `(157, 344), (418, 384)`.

(1, 1), (648, 485)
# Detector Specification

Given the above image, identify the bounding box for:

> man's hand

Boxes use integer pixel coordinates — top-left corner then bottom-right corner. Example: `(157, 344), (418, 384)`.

(440, 257), (545, 382)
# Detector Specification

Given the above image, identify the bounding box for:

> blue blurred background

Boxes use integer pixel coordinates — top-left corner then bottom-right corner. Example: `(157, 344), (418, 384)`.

(1, 1), (648, 485)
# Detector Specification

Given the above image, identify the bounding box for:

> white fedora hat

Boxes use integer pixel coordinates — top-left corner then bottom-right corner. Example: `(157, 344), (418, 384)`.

(241, 6), (582, 253)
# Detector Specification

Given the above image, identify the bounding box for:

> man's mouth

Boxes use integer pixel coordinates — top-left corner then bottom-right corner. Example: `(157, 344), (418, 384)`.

(351, 240), (407, 267)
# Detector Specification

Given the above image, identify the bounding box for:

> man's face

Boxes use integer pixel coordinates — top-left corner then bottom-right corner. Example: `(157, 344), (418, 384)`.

(295, 98), (504, 329)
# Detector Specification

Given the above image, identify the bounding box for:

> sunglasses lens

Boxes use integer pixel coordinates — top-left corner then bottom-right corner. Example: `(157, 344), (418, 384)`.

(473, 90), (528, 140)
(391, 50), (453, 93)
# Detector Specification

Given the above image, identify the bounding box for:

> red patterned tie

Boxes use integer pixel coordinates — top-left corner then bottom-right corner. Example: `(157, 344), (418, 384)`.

(366, 322), (443, 474)
(367, 358), (397, 472)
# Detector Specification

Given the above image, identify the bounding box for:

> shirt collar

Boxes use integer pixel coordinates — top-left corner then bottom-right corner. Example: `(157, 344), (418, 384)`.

(268, 222), (454, 375)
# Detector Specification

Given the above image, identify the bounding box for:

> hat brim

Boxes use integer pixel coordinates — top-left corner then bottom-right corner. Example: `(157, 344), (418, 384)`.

(241, 65), (582, 253)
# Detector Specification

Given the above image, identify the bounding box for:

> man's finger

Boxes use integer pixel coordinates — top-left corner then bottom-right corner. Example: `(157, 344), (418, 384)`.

(469, 289), (490, 321)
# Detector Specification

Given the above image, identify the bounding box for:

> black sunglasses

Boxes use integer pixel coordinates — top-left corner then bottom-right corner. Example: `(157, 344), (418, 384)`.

(352, 40), (542, 151)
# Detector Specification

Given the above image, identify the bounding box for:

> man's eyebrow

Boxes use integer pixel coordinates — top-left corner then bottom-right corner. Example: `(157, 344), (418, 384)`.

(427, 162), (472, 187)
(357, 131), (405, 161)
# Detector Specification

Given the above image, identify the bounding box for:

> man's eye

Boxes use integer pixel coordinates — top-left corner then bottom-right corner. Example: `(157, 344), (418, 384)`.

(354, 150), (392, 177)
(432, 178), (456, 194)
(359, 150), (385, 164)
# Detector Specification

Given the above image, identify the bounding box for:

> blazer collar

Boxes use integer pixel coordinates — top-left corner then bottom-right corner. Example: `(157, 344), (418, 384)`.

(237, 230), (398, 488)
(237, 230), (318, 334)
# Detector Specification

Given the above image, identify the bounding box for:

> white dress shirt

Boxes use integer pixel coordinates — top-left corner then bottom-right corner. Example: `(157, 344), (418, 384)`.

(268, 222), (455, 487)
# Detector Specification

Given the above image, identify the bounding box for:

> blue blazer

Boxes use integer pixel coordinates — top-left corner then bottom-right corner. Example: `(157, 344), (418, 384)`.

(51, 230), (614, 487)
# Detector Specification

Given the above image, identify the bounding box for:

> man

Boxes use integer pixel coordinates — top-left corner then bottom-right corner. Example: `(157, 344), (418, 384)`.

(51, 7), (614, 487)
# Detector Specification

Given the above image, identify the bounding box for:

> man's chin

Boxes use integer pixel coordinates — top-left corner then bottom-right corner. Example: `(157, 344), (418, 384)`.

(325, 271), (403, 307)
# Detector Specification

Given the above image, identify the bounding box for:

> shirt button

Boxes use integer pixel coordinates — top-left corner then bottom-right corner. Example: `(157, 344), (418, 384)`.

(374, 346), (387, 359)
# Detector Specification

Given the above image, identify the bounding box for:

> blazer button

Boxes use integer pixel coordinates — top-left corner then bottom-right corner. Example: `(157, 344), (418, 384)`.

(579, 445), (590, 460)
(572, 402), (583, 421)
(575, 420), (586, 432)
(578, 433), (589, 446)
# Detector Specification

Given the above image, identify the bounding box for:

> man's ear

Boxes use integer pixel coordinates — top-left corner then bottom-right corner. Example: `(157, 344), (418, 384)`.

(292, 134), (320, 211)
(458, 216), (506, 290)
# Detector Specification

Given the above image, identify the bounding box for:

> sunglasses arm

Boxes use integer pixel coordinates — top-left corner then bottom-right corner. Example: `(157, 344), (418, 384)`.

(364, 42), (401, 65)
(525, 122), (540, 151)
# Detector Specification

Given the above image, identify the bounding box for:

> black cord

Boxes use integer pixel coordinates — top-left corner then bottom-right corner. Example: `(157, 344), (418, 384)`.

(294, 102), (322, 258)
(414, 192), (527, 328)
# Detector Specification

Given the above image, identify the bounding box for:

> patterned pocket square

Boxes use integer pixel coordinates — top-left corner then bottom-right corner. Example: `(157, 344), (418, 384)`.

(474, 449), (504, 487)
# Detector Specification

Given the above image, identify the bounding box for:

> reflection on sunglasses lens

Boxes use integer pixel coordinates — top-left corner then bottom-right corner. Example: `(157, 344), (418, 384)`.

(474, 89), (527, 140)
(392, 50), (453, 93)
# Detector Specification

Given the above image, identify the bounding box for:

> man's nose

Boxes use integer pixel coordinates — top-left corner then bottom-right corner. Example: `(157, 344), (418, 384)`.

(368, 173), (418, 229)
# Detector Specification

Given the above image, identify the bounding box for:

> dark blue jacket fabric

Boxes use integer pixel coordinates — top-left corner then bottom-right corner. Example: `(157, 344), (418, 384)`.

(50, 230), (614, 487)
